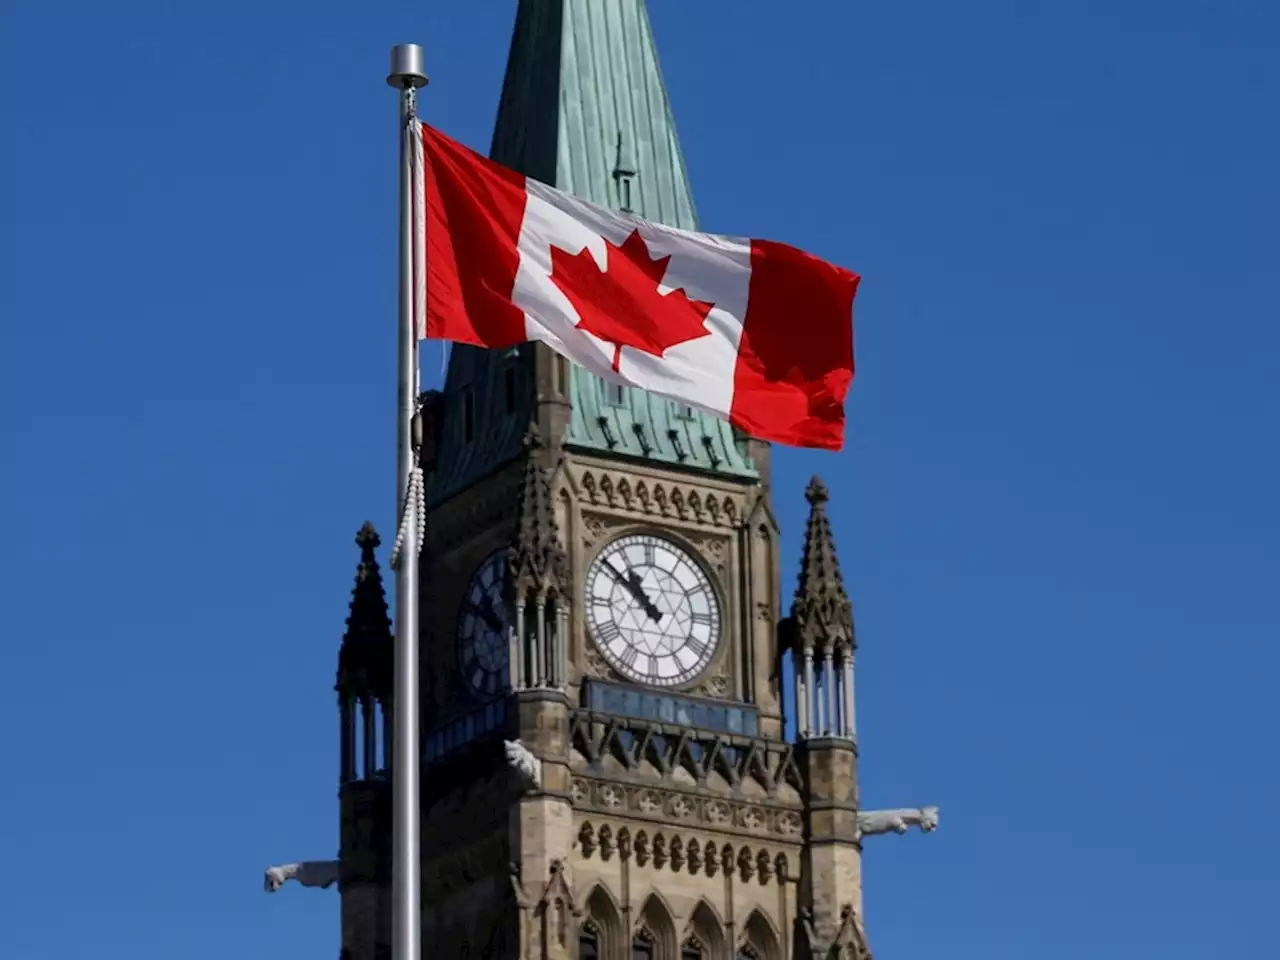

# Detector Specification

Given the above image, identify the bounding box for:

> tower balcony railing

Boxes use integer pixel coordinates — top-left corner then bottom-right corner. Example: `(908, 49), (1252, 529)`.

(580, 679), (759, 737)
(422, 696), (508, 764)
(420, 681), (776, 770)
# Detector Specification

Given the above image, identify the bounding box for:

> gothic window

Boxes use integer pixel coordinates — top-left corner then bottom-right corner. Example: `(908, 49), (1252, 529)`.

(578, 926), (600, 960)
(632, 930), (656, 960)
(461, 387), (475, 441)
(682, 940), (704, 960)
(554, 355), (568, 396)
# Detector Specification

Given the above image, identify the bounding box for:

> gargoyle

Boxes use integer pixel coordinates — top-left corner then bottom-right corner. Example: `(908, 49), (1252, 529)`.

(503, 738), (542, 788)
(856, 806), (939, 839)
(263, 860), (340, 893)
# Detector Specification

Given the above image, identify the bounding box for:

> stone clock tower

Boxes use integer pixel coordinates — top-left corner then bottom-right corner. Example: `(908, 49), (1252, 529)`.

(260, 1), (938, 956)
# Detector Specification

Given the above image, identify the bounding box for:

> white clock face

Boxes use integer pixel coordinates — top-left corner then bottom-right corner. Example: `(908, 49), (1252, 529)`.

(586, 533), (721, 687)
(457, 551), (509, 696)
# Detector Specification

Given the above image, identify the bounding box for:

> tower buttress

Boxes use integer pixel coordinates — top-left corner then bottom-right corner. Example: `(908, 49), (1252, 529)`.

(784, 479), (866, 957)
(336, 523), (393, 960)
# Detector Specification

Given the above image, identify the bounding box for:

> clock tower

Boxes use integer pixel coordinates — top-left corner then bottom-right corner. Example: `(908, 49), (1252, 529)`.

(309, 1), (939, 957)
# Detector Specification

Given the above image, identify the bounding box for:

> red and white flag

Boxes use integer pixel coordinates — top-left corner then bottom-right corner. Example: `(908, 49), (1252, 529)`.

(418, 122), (859, 450)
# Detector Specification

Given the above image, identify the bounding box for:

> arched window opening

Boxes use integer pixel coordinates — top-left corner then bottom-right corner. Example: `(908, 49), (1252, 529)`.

(632, 928), (656, 960)
(578, 919), (601, 960)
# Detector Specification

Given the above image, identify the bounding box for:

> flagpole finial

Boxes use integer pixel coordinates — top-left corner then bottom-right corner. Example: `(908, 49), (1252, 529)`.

(387, 43), (429, 89)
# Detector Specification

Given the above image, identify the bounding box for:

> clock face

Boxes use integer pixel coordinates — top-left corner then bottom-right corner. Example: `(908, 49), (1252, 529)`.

(585, 533), (721, 687)
(457, 551), (509, 697)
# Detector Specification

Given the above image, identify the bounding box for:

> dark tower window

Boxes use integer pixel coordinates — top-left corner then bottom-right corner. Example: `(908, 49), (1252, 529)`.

(553, 355), (567, 396)
(579, 926), (600, 960)
(682, 942), (704, 960)
(461, 387), (475, 442)
(503, 366), (516, 415)
(631, 934), (655, 960)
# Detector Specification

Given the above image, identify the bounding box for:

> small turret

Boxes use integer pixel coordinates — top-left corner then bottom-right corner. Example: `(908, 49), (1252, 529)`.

(507, 425), (570, 690)
(336, 522), (393, 783)
(786, 476), (856, 740)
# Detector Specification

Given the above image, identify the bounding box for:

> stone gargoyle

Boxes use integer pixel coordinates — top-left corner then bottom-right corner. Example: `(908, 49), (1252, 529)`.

(503, 738), (542, 789)
(856, 806), (939, 839)
(263, 860), (340, 893)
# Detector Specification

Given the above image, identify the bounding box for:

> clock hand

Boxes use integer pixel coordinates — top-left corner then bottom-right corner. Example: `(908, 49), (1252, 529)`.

(624, 570), (664, 623)
(604, 559), (663, 623)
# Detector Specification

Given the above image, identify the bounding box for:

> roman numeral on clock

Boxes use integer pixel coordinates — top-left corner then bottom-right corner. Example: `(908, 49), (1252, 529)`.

(643, 542), (656, 566)
(596, 621), (621, 644)
(685, 636), (708, 659)
(618, 645), (640, 670)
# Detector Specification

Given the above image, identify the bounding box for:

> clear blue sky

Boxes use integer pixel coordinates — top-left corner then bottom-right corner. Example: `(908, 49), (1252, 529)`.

(2, 1), (1277, 958)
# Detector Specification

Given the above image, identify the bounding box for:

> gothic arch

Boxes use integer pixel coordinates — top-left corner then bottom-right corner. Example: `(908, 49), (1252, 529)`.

(683, 898), (727, 956)
(738, 908), (782, 960)
(580, 883), (624, 958)
(635, 889), (679, 959)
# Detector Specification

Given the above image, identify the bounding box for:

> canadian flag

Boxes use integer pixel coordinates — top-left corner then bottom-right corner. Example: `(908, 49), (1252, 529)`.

(419, 122), (859, 450)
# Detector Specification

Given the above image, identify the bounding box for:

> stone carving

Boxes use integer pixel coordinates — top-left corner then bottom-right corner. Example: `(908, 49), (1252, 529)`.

(582, 643), (616, 681)
(689, 658), (731, 700)
(856, 806), (939, 838)
(774, 852), (789, 882)
(756, 850), (773, 883)
(582, 514), (605, 546)
(569, 774), (805, 839)
(777, 811), (803, 836)
(263, 860), (339, 893)
(504, 739), (543, 789)
(599, 783), (624, 808)
(687, 840), (702, 874)
(705, 800), (731, 824)
(653, 833), (668, 868)
(574, 467), (745, 528)
(635, 830), (650, 866)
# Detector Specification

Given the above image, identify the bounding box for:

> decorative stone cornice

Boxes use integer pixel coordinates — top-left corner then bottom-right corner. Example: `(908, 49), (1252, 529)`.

(575, 818), (792, 888)
(575, 465), (745, 528)
(570, 776), (804, 839)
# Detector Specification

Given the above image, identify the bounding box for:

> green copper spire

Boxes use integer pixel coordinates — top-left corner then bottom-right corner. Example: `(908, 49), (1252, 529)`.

(427, 0), (756, 506)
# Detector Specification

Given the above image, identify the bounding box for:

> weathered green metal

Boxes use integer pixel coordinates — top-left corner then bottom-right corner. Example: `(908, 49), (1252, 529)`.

(427, 0), (757, 506)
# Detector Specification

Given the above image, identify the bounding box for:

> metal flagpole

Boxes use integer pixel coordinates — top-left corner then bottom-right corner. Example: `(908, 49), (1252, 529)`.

(387, 42), (427, 960)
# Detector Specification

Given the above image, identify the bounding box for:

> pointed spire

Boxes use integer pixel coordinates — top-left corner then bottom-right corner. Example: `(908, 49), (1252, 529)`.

(337, 522), (393, 700)
(508, 425), (569, 595)
(790, 476), (854, 652)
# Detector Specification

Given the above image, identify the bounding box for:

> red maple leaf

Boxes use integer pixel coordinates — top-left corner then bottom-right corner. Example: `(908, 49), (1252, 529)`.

(549, 229), (715, 372)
